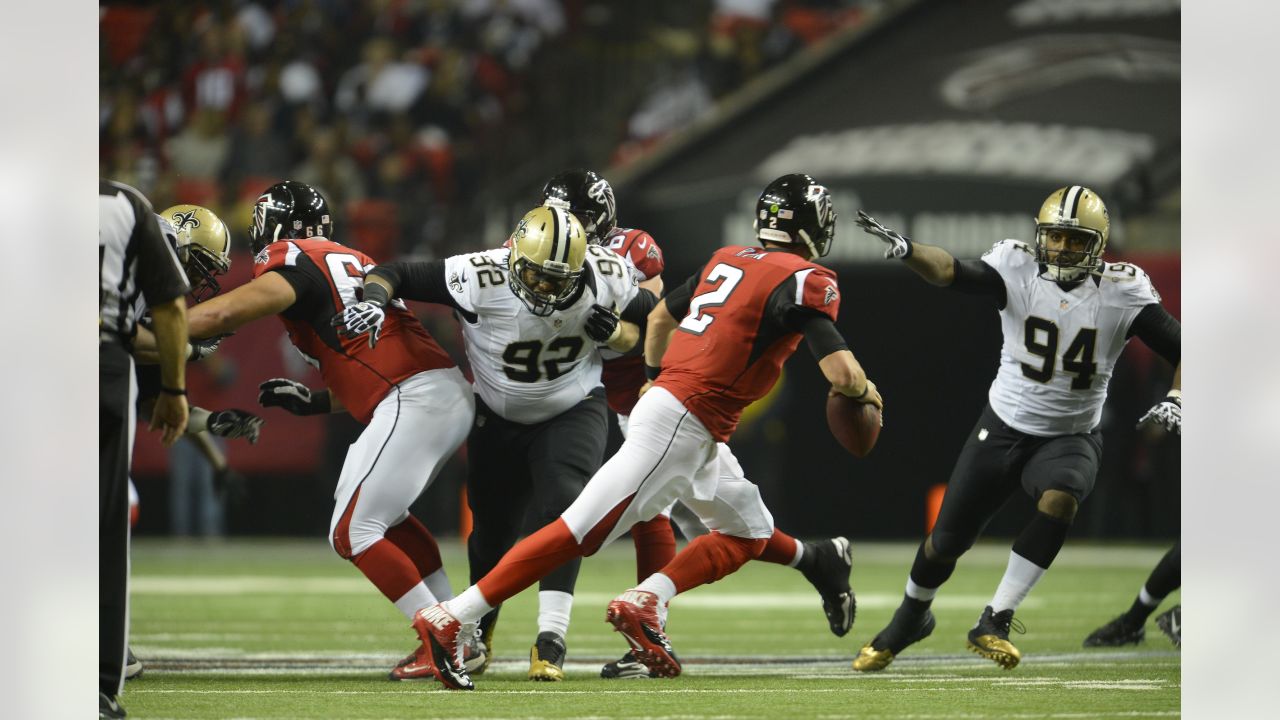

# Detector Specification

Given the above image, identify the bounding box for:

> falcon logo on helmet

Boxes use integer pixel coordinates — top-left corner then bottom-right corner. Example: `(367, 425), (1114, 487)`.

(160, 204), (232, 302)
(755, 173), (837, 260)
(541, 169), (618, 245)
(248, 181), (334, 254)
(1034, 185), (1110, 282)
(507, 205), (587, 316)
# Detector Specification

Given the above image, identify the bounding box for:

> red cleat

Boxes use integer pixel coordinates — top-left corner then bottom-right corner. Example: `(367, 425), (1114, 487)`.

(606, 590), (682, 678)
(410, 604), (475, 690)
(388, 646), (436, 681)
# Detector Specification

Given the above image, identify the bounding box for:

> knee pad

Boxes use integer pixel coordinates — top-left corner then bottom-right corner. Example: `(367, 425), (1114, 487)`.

(928, 530), (974, 560)
(1037, 488), (1080, 522)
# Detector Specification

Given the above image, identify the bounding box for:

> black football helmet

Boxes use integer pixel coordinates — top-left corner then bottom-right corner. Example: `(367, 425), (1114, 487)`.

(755, 173), (836, 259)
(540, 169), (617, 244)
(249, 180), (334, 254)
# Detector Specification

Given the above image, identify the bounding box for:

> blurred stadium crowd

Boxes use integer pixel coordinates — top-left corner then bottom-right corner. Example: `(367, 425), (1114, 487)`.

(101, 0), (880, 260)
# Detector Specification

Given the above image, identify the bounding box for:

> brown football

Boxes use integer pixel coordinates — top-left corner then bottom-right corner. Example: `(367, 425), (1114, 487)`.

(826, 392), (882, 458)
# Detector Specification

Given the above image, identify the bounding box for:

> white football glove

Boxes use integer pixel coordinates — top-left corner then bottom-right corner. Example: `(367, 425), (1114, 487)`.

(1137, 394), (1181, 435)
(331, 301), (386, 348)
(207, 409), (264, 444)
(856, 210), (913, 260)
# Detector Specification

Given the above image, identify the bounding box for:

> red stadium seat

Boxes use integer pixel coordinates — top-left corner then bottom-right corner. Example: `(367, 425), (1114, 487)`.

(173, 177), (220, 207)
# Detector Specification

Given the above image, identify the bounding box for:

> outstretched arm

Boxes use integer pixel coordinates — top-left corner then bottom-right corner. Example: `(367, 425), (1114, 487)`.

(188, 272), (298, 338)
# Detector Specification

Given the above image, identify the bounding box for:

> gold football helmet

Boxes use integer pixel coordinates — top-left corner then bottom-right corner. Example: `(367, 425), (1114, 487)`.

(507, 205), (587, 316)
(161, 204), (232, 301)
(1034, 185), (1109, 281)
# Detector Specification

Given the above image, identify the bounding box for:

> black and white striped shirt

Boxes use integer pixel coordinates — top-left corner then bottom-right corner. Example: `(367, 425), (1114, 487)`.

(99, 180), (190, 344)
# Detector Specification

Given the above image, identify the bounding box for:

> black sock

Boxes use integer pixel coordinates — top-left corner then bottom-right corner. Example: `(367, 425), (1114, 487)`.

(1011, 511), (1071, 569)
(1145, 543), (1181, 598)
(908, 540), (956, 597)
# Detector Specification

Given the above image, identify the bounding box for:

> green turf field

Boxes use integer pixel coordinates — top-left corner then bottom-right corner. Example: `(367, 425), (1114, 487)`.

(124, 538), (1179, 719)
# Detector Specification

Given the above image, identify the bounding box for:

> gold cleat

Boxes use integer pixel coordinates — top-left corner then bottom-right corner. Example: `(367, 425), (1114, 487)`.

(852, 643), (897, 672)
(966, 606), (1025, 670)
(528, 631), (566, 681)
(966, 634), (1022, 669)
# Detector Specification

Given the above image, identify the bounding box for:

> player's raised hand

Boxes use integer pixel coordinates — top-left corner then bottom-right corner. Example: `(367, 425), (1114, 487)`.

(855, 211), (913, 260)
(207, 409), (265, 444)
(585, 303), (622, 343)
(331, 301), (386, 348)
(258, 378), (329, 416)
(1137, 394), (1181, 435)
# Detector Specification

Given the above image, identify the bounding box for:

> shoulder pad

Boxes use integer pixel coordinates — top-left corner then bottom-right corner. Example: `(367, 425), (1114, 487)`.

(1101, 261), (1161, 305)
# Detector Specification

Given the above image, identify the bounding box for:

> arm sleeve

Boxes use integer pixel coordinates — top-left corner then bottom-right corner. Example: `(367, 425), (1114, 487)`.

(802, 316), (849, 359)
(621, 288), (658, 325)
(1127, 303), (1181, 366)
(369, 260), (462, 310)
(950, 258), (1008, 306)
(271, 265), (327, 320)
(662, 267), (704, 320)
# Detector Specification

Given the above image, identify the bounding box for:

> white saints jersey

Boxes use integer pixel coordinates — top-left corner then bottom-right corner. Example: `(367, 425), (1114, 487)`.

(443, 245), (640, 424)
(982, 240), (1161, 437)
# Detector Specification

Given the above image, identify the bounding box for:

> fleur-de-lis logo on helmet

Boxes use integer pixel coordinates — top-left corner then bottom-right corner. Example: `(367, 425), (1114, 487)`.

(170, 209), (201, 232)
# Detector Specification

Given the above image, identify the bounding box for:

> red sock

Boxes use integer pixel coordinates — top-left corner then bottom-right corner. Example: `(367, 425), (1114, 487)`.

(351, 538), (424, 602)
(757, 527), (798, 565)
(476, 518), (584, 606)
(632, 515), (677, 582)
(385, 516), (443, 578)
(660, 532), (767, 594)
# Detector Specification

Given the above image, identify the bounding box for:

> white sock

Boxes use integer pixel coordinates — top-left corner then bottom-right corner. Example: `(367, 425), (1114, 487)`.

(1138, 586), (1161, 607)
(538, 590), (574, 638)
(393, 582), (439, 620)
(989, 551), (1047, 613)
(905, 578), (938, 602)
(441, 585), (495, 625)
(635, 572), (678, 606)
(788, 540), (805, 568)
(424, 568), (453, 602)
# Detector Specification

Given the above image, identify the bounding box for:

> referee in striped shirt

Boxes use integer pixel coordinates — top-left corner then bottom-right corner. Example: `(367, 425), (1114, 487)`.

(99, 179), (191, 719)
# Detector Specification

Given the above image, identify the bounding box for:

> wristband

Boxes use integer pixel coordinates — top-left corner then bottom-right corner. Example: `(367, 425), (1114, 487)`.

(161, 385), (187, 396)
(363, 281), (391, 308)
(644, 364), (661, 381)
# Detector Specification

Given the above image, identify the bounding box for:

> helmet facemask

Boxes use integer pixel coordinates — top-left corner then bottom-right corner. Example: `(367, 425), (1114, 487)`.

(182, 244), (230, 302)
(1035, 225), (1104, 282)
(508, 256), (581, 316)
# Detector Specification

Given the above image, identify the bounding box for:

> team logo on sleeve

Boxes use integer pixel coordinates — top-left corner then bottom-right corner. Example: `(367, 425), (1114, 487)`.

(253, 247), (270, 265)
(448, 271), (466, 294)
(823, 284), (839, 305)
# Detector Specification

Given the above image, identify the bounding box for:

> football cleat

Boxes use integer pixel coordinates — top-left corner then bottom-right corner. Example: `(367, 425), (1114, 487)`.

(852, 603), (936, 672)
(1155, 605), (1180, 648)
(388, 646), (436, 681)
(606, 589), (682, 678)
(601, 649), (657, 679)
(461, 622), (492, 675)
(99, 691), (126, 719)
(1082, 615), (1146, 647)
(124, 647), (144, 680)
(799, 536), (856, 637)
(966, 605), (1024, 669)
(528, 631), (567, 681)
(409, 604), (475, 690)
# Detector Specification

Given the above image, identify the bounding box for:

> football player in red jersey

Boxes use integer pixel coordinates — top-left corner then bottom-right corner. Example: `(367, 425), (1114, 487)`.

(403, 173), (881, 690)
(185, 181), (475, 680)
(544, 170), (860, 679)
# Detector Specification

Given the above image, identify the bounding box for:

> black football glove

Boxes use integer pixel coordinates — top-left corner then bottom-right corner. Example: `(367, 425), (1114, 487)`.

(331, 301), (386, 348)
(585, 303), (622, 343)
(1137, 394), (1181, 435)
(257, 378), (332, 416)
(206, 409), (264, 444)
(855, 210), (913, 259)
(188, 332), (233, 361)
